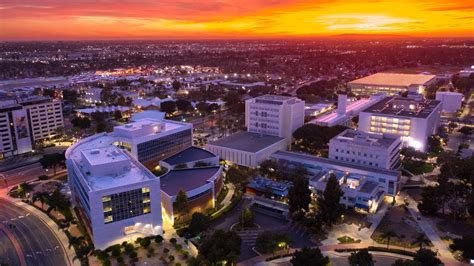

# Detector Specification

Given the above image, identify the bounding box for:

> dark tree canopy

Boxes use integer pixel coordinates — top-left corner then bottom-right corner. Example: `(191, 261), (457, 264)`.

(450, 236), (474, 261)
(293, 124), (346, 154)
(198, 230), (241, 264)
(288, 176), (311, 214)
(317, 173), (344, 226)
(413, 248), (442, 266)
(255, 231), (290, 254)
(290, 247), (330, 266)
(188, 212), (210, 237)
(348, 249), (374, 266)
(160, 101), (177, 114)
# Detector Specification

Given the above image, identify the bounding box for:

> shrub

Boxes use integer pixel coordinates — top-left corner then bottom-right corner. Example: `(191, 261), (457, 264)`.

(170, 238), (177, 245)
(124, 243), (135, 254)
(154, 235), (164, 244)
(129, 251), (138, 259)
(175, 244), (183, 251)
(117, 256), (124, 263)
(163, 247), (170, 254)
(169, 255), (175, 262)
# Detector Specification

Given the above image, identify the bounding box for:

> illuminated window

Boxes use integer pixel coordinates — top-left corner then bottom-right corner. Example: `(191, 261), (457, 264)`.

(102, 196), (111, 202)
(103, 206), (112, 212)
(143, 207), (150, 214)
(142, 187), (150, 193)
(393, 118), (399, 123)
(104, 215), (113, 223)
(143, 198), (151, 203)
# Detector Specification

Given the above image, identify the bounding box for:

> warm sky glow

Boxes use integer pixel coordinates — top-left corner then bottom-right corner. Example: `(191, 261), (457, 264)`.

(0, 0), (473, 40)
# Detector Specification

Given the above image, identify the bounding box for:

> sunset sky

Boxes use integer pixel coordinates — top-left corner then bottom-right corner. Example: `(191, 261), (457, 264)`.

(0, 0), (473, 40)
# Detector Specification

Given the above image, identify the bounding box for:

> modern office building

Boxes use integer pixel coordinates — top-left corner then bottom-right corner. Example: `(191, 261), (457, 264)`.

(270, 150), (400, 213)
(358, 96), (441, 151)
(245, 95), (305, 144)
(348, 73), (437, 96)
(207, 95), (303, 167)
(435, 91), (464, 114)
(18, 96), (64, 141)
(160, 166), (223, 224)
(0, 99), (33, 158)
(329, 129), (402, 170)
(113, 118), (192, 167)
(66, 133), (163, 249)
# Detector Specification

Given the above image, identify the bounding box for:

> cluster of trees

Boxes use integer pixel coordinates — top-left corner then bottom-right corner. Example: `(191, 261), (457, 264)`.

(296, 79), (341, 101)
(292, 124), (347, 154)
(451, 73), (474, 94)
(32, 189), (72, 220)
(195, 230), (241, 265)
(39, 152), (66, 175)
(291, 247), (330, 266)
(418, 156), (474, 219)
(225, 165), (257, 190)
(100, 88), (133, 106)
(71, 116), (91, 129)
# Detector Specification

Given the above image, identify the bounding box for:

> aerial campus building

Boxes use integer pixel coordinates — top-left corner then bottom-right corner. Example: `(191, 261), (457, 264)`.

(329, 129), (402, 170)
(66, 116), (223, 249)
(207, 95), (304, 167)
(271, 151), (400, 213)
(358, 96), (441, 152)
(435, 91), (464, 114)
(348, 73), (437, 96)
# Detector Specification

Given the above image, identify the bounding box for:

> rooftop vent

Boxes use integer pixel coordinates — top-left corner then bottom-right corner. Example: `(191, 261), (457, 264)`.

(90, 149), (100, 155)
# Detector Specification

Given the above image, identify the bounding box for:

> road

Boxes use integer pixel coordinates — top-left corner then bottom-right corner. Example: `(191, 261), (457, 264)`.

(0, 198), (67, 266)
(0, 163), (66, 188)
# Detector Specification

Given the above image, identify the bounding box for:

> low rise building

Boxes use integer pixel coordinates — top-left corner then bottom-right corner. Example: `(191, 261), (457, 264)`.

(270, 150), (400, 213)
(246, 176), (293, 201)
(206, 131), (287, 168)
(160, 166), (223, 224)
(329, 129), (402, 170)
(358, 96), (441, 151)
(348, 73), (437, 96)
(82, 87), (102, 104)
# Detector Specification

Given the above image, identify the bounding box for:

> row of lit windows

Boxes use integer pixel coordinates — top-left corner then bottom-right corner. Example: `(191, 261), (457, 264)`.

(370, 116), (411, 124)
(370, 122), (410, 130)
(370, 127), (410, 136)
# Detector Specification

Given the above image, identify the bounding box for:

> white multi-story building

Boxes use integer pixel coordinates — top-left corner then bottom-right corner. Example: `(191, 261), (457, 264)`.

(358, 96), (441, 151)
(207, 95), (304, 167)
(329, 129), (402, 170)
(348, 73), (437, 96)
(245, 95), (305, 142)
(435, 91), (464, 114)
(18, 96), (64, 141)
(0, 99), (33, 158)
(66, 134), (162, 249)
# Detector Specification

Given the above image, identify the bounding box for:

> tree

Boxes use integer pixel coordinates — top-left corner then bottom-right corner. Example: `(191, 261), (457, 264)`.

(458, 126), (472, 138)
(450, 236), (474, 261)
(255, 231), (290, 254)
(413, 248), (442, 266)
(380, 230), (397, 249)
(223, 91), (241, 107)
(288, 176), (311, 214)
(293, 124), (346, 154)
(176, 99), (192, 113)
(188, 212), (210, 236)
(412, 233), (430, 250)
(418, 186), (441, 215)
(154, 235), (164, 244)
(160, 101), (177, 114)
(290, 247), (329, 266)
(17, 182), (33, 199)
(32, 191), (48, 208)
(240, 207), (254, 228)
(199, 230), (241, 264)
(71, 116), (91, 129)
(172, 80), (181, 91)
(96, 122), (108, 133)
(225, 166), (250, 189)
(348, 249), (374, 266)
(427, 135), (443, 154)
(39, 152), (66, 175)
(139, 237), (151, 248)
(174, 189), (188, 214)
(448, 122), (458, 133)
(63, 89), (79, 104)
(113, 110), (122, 121)
(317, 173), (344, 226)
(196, 102), (209, 115)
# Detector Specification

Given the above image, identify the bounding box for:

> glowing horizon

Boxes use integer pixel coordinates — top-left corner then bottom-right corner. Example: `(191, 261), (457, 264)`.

(1, 0), (473, 40)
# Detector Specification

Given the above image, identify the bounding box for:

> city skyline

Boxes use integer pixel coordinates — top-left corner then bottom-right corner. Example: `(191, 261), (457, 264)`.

(1, 0), (473, 40)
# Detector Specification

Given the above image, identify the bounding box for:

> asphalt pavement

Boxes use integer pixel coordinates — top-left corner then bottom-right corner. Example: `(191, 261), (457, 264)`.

(0, 198), (67, 266)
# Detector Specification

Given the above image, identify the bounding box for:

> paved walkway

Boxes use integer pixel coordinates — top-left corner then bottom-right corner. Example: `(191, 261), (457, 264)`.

(0, 194), (78, 266)
(400, 191), (462, 266)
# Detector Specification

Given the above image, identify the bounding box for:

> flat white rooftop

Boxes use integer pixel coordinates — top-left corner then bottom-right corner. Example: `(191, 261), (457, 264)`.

(349, 73), (436, 87)
(113, 118), (190, 142)
(332, 129), (400, 148)
(67, 134), (158, 191)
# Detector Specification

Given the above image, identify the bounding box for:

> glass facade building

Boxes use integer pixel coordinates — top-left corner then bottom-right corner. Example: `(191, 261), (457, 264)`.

(137, 129), (192, 163)
(103, 187), (151, 224)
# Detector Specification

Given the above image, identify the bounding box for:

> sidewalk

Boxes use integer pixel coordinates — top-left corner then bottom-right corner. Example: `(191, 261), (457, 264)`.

(0, 194), (79, 266)
(400, 192), (462, 266)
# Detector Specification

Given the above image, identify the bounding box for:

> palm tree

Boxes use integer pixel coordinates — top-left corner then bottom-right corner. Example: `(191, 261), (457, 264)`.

(32, 192), (48, 209)
(412, 233), (430, 250)
(17, 182), (33, 199)
(380, 230), (397, 249)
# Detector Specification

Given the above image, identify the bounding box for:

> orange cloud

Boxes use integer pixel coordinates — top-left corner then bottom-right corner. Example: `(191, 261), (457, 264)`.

(0, 0), (473, 40)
